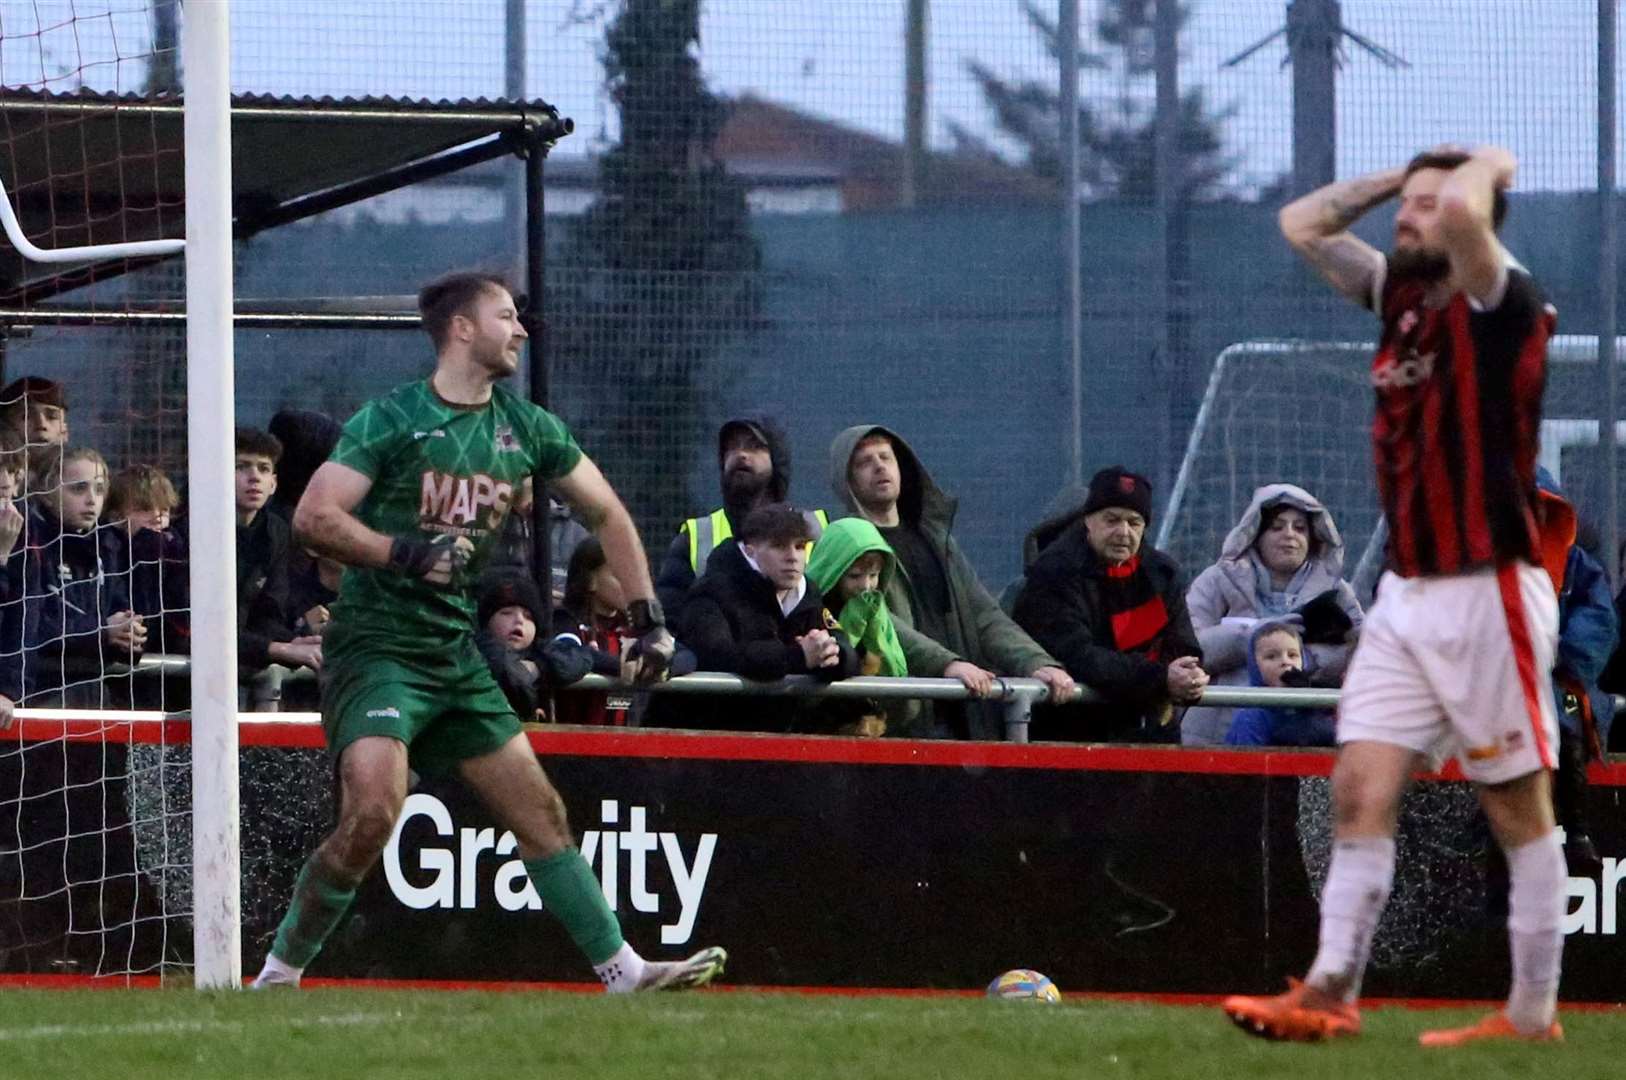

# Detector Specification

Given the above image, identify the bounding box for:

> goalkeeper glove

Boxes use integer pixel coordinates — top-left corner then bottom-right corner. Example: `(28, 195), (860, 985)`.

(623, 597), (675, 684)
(387, 533), (472, 584)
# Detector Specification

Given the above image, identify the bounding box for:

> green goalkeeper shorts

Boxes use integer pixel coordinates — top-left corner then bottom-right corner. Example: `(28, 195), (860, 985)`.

(319, 622), (522, 775)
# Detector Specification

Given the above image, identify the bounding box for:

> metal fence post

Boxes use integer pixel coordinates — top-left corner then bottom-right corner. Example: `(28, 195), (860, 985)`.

(1002, 685), (1040, 744)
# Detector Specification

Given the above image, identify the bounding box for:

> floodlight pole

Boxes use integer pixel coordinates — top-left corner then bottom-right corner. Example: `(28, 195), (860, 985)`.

(184, 0), (242, 989)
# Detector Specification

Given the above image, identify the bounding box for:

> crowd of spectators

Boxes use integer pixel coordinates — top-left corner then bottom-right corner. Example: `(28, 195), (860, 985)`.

(2, 379), (1622, 790)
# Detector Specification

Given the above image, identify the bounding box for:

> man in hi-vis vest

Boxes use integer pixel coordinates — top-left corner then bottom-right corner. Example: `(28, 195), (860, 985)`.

(655, 417), (826, 614)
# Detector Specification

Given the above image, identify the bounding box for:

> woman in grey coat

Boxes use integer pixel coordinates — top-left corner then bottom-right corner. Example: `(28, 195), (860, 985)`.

(1181, 483), (1363, 746)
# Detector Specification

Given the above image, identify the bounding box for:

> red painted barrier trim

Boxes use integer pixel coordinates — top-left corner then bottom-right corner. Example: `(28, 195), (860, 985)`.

(13, 711), (1626, 786)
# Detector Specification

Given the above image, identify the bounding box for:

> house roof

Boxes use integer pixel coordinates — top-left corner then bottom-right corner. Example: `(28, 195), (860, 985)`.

(713, 94), (1055, 210)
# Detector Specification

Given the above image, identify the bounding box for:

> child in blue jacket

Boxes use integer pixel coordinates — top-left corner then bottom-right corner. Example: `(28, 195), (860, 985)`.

(1224, 617), (1335, 748)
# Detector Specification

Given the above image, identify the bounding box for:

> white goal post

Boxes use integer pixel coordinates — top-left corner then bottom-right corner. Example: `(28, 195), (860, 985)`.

(183, 0), (241, 991)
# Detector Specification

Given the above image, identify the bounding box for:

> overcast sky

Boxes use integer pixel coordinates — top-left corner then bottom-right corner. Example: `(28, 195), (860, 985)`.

(3, 0), (1619, 192)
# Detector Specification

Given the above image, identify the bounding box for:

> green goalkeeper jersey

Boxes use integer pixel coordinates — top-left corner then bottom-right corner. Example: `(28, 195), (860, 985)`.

(326, 377), (582, 642)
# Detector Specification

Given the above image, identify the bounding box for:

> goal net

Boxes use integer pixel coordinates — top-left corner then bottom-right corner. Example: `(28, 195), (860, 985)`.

(1155, 335), (1625, 600)
(0, 2), (193, 979)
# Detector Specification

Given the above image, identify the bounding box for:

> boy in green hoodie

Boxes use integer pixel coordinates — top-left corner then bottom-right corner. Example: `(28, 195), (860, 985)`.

(807, 518), (991, 737)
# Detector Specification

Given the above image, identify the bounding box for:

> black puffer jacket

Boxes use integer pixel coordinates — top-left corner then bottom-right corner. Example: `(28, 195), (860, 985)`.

(1013, 524), (1200, 743)
(671, 540), (858, 732)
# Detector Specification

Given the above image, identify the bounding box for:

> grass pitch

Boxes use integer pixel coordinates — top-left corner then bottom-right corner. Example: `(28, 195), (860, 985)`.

(0, 988), (1616, 1080)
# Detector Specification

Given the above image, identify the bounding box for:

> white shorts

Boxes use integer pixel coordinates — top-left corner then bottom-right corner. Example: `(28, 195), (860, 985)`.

(1337, 563), (1559, 785)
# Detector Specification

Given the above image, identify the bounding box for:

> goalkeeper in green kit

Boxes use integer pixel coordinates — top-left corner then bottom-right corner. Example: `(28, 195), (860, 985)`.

(251, 271), (725, 992)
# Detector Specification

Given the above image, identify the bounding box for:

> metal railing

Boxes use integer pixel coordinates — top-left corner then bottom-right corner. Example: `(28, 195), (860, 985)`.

(236, 662), (1341, 743)
(72, 655), (1613, 748)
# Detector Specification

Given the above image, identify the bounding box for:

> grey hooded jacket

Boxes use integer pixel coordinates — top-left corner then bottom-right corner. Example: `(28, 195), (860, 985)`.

(1181, 483), (1364, 746)
(829, 424), (1057, 738)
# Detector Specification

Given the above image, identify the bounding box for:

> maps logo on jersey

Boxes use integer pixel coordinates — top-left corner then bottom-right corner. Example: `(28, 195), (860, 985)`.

(421, 470), (515, 529)
(494, 425), (521, 454)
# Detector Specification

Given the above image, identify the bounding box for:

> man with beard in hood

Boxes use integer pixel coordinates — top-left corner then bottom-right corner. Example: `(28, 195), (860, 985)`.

(830, 425), (1073, 739)
(1223, 147), (1567, 1048)
(655, 417), (826, 614)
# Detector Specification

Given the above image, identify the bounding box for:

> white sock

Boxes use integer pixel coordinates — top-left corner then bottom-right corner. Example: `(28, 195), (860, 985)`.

(594, 942), (646, 993)
(1305, 837), (1395, 1003)
(255, 953), (304, 986)
(1504, 829), (1565, 1033)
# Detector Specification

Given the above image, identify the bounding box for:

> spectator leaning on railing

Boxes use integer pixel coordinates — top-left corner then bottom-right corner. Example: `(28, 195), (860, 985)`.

(1222, 617), (1336, 748)
(673, 503), (858, 734)
(0, 447), (142, 708)
(106, 464), (189, 658)
(805, 516), (1002, 738)
(1182, 483), (1363, 747)
(1012, 467), (1205, 743)
(830, 424), (1073, 740)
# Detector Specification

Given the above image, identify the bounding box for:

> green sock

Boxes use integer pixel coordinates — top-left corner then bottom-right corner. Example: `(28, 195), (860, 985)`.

(526, 848), (624, 966)
(270, 853), (359, 969)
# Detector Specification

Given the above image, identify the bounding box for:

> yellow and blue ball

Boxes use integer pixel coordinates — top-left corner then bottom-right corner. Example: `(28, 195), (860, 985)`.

(986, 969), (1061, 1002)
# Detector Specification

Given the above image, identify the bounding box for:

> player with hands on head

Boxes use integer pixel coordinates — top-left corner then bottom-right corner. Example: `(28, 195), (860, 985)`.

(1224, 145), (1567, 1047)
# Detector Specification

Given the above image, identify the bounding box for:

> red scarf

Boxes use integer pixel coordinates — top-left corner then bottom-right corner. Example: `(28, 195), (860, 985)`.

(1103, 555), (1170, 655)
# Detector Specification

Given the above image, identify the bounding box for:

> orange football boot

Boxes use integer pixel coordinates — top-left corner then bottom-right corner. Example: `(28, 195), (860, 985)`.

(1419, 1010), (1562, 1048)
(1222, 978), (1361, 1042)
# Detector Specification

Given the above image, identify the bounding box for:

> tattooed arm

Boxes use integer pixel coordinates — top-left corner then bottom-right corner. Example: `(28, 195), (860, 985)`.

(1436, 146), (1516, 305)
(1278, 167), (1404, 307)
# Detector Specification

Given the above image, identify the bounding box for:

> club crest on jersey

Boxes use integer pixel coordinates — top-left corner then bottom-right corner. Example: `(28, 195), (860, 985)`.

(494, 425), (521, 453)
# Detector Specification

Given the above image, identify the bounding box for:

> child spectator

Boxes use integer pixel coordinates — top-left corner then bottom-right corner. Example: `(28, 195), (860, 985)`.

(0, 428), (25, 567)
(0, 376), (69, 491)
(106, 464), (189, 655)
(675, 503), (859, 733)
(1223, 618), (1334, 748)
(475, 573), (603, 723)
(235, 428), (319, 685)
(0, 375), (69, 448)
(552, 538), (632, 726)
(805, 518), (907, 737)
(0, 447), (143, 706)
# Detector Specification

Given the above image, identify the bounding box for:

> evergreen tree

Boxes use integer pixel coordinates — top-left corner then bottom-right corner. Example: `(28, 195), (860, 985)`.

(956, 0), (1236, 203)
(552, 0), (763, 536)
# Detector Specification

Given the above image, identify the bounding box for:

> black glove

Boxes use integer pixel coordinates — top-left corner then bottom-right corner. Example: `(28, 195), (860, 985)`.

(1294, 590), (1354, 645)
(624, 598), (675, 683)
(1278, 668), (1313, 689)
(387, 533), (471, 582)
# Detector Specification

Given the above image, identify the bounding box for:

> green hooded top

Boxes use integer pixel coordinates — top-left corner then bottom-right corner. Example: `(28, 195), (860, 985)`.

(806, 518), (908, 677)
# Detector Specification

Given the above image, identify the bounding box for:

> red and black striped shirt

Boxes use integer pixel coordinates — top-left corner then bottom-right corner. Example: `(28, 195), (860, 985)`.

(1368, 263), (1556, 578)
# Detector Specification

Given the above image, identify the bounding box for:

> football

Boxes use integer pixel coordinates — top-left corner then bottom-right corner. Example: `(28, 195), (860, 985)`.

(986, 969), (1061, 1002)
